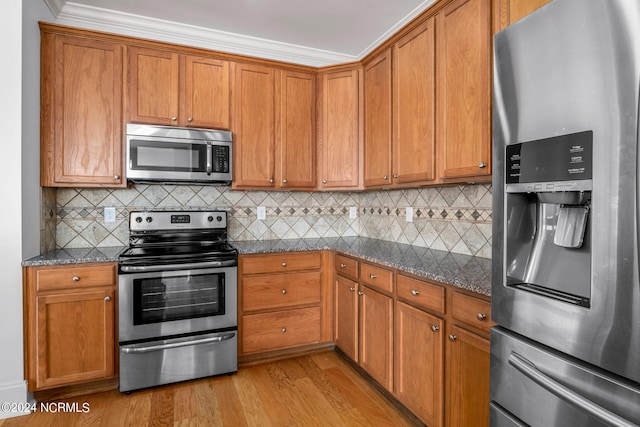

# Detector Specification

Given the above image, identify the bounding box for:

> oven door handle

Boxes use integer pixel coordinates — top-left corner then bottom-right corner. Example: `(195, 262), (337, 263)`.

(121, 333), (236, 354)
(119, 259), (237, 272)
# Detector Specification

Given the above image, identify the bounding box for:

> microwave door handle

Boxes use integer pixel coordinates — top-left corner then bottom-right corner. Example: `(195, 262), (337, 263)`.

(206, 142), (212, 175)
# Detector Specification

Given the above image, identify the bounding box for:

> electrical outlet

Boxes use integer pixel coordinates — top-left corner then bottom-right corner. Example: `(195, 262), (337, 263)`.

(349, 207), (357, 219)
(104, 207), (116, 223)
(405, 207), (413, 222)
(257, 206), (266, 220)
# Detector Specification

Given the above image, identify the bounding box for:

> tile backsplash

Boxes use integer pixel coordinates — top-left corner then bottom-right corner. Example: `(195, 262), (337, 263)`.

(46, 183), (492, 258)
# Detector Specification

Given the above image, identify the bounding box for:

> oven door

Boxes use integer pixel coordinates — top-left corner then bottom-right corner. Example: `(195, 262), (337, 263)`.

(118, 265), (237, 342)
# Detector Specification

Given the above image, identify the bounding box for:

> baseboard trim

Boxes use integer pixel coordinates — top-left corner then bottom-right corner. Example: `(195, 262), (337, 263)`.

(0, 380), (29, 420)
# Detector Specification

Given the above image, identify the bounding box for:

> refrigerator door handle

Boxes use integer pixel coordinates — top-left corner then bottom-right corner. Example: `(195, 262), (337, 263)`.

(509, 352), (637, 427)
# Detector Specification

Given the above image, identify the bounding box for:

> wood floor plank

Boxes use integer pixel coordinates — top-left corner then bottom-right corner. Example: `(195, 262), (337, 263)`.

(296, 356), (354, 413)
(173, 382), (197, 423)
(280, 377), (345, 427)
(123, 388), (153, 427)
(310, 351), (340, 370)
(248, 364), (297, 426)
(148, 387), (174, 427)
(210, 376), (247, 427)
(231, 369), (272, 427)
(192, 379), (223, 427)
(99, 391), (130, 427)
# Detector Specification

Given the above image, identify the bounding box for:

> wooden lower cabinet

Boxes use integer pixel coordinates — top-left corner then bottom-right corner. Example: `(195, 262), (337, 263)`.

(446, 324), (491, 427)
(359, 285), (393, 391)
(394, 301), (444, 426)
(334, 274), (359, 362)
(24, 263), (117, 391)
(242, 307), (321, 354)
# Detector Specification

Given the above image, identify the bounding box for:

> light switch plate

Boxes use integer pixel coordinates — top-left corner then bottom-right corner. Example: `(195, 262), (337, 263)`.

(257, 206), (266, 220)
(349, 207), (357, 219)
(406, 207), (413, 222)
(104, 207), (116, 223)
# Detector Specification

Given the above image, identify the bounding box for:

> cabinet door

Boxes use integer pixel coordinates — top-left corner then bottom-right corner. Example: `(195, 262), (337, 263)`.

(446, 325), (491, 427)
(359, 285), (393, 391)
(319, 69), (361, 189)
(395, 302), (444, 427)
(504, 0), (552, 25)
(334, 275), (359, 362)
(34, 289), (115, 390)
(127, 46), (179, 126)
(393, 19), (436, 186)
(363, 49), (392, 188)
(42, 34), (124, 187)
(437, 0), (491, 180)
(183, 55), (230, 129)
(232, 63), (276, 189)
(277, 70), (316, 189)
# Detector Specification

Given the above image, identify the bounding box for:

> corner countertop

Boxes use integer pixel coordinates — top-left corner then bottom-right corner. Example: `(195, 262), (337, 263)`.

(22, 237), (492, 296)
(232, 237), (492, 296)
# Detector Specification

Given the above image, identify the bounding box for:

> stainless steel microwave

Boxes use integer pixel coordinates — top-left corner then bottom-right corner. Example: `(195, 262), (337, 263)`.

(126, 124), (232, 184)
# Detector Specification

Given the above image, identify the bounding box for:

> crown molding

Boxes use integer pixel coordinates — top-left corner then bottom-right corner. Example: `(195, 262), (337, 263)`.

(54, 2), (358, 67)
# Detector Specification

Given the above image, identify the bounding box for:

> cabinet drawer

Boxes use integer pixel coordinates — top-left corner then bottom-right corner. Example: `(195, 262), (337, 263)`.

(397, 274), (445, 314)
(242, 252), (322, 275)
(451, 292), (493, 333)
(35, 263), (116, 292)
(335, 254), (358, 279)
(360, 262), (394, 294)
(242, 271), (321, 312)
(242, 307), (321, 354)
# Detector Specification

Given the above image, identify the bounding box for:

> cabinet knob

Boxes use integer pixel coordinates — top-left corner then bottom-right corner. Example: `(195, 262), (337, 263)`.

(322, 179), (327, 184)
(431, 325), (439, 332)
(349, 287), (356, 292)
(449, 334), (457, 341)
(357, 291), (364, 296)
(393, 174), (398, 179)
(340, 263), (347, 268)
(269, 178), (274, 184)
(72, 276), (79, 282)
(282, 179), (288, 184)
(477, 313), (487, 321)
(369, 274), (376, 279)
(281, 327), (287, 333)
(281, 262), (287, 267)
(411, 289), (420, 296)
(171, 116), (177, 121)
(104, 296), (111, 302)
(383, 175), (389, 180)
(282, 289), (287, 295)
(478, 162), (487, 168)
(113, 175), (120, 180)
(187, 117), (193, 122)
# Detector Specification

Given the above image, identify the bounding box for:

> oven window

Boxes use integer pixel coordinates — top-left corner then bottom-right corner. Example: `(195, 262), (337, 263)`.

(132, 272), (225, 325)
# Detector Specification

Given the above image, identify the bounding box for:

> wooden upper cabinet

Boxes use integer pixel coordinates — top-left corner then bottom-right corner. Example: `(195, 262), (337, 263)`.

(276, 70), (316, 189)
(127, 46), (230, 128)
(363, 49), (393, 188)
(40, 32), (124, 187)
(232, 63), (277, 189)
(127, 46), (179, 126)
(318, 68), (362, 190)
(437, 0), (491, 181)
(393, 18), (437, 186)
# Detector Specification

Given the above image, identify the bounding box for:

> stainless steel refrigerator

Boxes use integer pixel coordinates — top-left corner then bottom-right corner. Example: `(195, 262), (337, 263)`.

(491, 0), (640, 425)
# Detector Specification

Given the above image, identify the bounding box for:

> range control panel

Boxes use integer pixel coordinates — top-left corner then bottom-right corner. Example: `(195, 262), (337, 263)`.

(129, 210), (227, 231)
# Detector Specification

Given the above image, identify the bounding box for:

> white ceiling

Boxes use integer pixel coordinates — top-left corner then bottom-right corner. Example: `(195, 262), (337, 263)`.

(44, 0), (436, 66)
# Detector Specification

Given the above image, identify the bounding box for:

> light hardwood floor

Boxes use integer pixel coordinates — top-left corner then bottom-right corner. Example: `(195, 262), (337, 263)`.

(0, 352), (420, 426)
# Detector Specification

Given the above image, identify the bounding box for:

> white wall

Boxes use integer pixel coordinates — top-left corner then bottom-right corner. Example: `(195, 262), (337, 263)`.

(0, 0), (27, 418)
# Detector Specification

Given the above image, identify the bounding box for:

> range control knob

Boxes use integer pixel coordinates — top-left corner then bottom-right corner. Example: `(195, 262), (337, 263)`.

(216, 216), (223, 222)
(135, 216), (143, 223)
(145, 216), (153, 223)
(207, 216), (214, 222)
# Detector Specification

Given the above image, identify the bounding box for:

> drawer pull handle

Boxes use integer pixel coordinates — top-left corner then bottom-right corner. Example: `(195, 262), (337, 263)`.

(411, 289), (420, 296)
(358, 291), (364, 296)
(369, 274), (376, 279)
(72, 276), (80, 282)
(449, 334), (457, 341)
(340, 263), (347, 268)
(477, 313), (487, 321)
(281, 327), (286, 333)
(349, 287), (356, 292)
(281, 262), (287, 267)
(431, 325), (439, 332)
(282, 289), (287, 295)
(104, 296), (111, 302)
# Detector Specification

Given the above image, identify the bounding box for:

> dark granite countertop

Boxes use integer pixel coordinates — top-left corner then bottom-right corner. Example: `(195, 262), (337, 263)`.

(232, 237), (492, 296)
(22, 246), (126, 267)
(22, 238), (492, 296)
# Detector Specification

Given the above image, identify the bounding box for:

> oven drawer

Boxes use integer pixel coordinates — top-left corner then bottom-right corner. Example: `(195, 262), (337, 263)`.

(242, 307), (321, 354)
(36, 263), (116, 292)
(397, 274), (445, 314)
(242, 271), (321, 312)
(241, 252), (322, 275)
